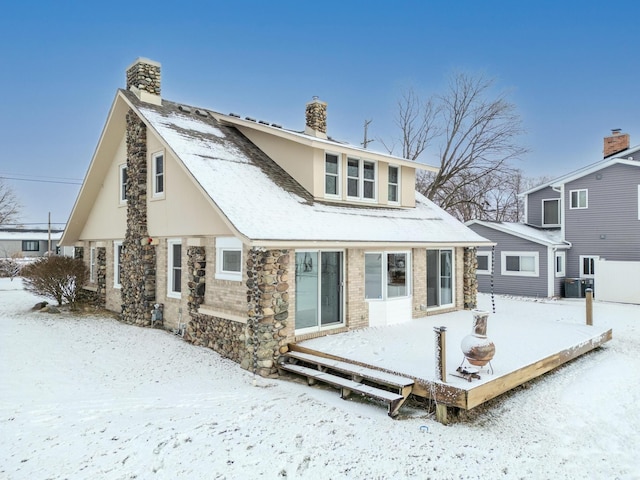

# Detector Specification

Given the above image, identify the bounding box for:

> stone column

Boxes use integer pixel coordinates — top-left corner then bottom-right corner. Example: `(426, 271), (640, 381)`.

(463, 247), (478, 309)
(246, 248), (290, 377)
(74, 246), (84, 260)
(121, 110), (156, 326)
(187, 246), (206, 314)
(96, 247), (106, 308)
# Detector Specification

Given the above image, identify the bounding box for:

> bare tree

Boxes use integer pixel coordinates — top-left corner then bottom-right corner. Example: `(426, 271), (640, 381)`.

(0, 179), (21, 225)
(386, 73), (528, 220)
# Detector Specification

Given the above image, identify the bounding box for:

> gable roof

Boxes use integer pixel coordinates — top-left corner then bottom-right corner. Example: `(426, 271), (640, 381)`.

(465, 220), (571, 248)
(125, 91), (489, 247)
(521, 144), (640, 196)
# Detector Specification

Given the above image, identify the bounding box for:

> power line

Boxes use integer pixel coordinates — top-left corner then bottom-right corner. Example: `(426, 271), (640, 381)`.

(0, 172), (83, 182)
(0, 176), (82, 185)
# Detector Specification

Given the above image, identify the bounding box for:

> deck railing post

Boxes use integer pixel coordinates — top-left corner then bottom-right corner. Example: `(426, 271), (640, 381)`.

(434, 326), (447, 383)
(585, 288), (593, 326)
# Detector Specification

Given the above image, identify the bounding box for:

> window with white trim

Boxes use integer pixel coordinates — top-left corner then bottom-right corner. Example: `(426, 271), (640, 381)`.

(22, 240), (39, 252)
(90, 247), (96, 283)
(113, 241), (123, 288)
(365, 252), (411, 300)
(501, 251), (539, 277)
(580, 255), (598, 277)
(152, 152), (164, 197)
(555, 251), (566, 277)
(388, 165), (400, 203)
(347, 157), (376, 201)
(119, 164), (128, 204)
(215, 237), (243, 281)
(167, 239), (182, 297)
(476, 251), (492, 275)
(570, 189), (587, 209)
(542, 198), (560, 226)
(324, 152), (340, 197)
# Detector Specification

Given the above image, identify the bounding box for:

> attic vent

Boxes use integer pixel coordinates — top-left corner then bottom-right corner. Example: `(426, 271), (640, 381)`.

(245, 117), (256, 122)
(229, 113), (240, 118)
(178, 105), (191, 113)
(271, 123), (282, 128)
(258, 120), (269, 125)
(195, 109), (208, 117)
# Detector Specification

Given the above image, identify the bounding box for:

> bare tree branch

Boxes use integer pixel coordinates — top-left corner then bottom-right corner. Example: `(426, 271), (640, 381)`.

(0, 179), (21, 225)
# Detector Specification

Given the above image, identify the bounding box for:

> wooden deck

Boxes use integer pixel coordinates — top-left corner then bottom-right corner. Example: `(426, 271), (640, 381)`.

(289, 327), (612, 412)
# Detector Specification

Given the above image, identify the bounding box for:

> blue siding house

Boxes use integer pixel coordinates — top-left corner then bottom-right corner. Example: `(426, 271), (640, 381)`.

(467, 130), (640, 298)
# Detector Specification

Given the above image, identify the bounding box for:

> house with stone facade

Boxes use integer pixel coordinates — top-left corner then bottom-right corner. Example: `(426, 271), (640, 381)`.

(61, 58), (491, 376)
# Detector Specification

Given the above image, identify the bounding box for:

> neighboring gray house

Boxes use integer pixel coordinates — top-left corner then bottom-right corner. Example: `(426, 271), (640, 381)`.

(0, 228), (64, 259)
(467, 130), (640, 298)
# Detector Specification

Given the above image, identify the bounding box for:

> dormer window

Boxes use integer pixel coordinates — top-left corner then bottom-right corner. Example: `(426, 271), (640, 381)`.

(347, 157), (376, 201)
(324, 152), (340, 197)
(542, 199), (560, 226)
(388, 165), (400, 203)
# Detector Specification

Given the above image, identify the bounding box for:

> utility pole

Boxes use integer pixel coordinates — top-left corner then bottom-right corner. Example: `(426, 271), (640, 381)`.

(48, 212), (51, 255)
(361, 119), (374, 149)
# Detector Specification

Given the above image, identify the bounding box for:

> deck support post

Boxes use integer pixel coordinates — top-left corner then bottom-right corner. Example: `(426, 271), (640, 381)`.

(585, 288), (593, 326)
(435, 404), (448, 424)
(434, 326), (447, 383)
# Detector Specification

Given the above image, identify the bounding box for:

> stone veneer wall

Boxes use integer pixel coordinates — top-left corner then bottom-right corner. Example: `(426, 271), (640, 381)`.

(463, 247), (478, 309)
(95, 247), (107, 308)
(74, 246), (84, 260)
(126, 60), (161, 96)
(121, 110), (157, 326)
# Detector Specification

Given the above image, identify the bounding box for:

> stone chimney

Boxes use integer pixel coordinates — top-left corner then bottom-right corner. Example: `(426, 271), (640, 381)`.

(305, 96), (327, 138)
(126, 58), (162, 106)
(603, 129), (630, 158)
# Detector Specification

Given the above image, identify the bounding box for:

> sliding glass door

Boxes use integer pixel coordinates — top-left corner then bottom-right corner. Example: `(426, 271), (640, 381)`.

(295, 251), (344, 332)
(426, 249), (454, 308)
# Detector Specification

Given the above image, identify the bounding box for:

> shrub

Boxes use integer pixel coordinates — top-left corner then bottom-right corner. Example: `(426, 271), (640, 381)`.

(0, 257), (22, 279)
(21, 256), (88, 306)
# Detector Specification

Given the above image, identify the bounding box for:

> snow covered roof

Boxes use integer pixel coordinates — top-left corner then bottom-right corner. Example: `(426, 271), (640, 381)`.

(465, 220), (570, 248)
(0, 230), (62, 241)
(123, 91), (490, 247)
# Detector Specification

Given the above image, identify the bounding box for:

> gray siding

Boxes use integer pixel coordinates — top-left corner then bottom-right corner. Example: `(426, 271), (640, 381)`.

(0, 239), (57, 258)
(469, 224), (550, 297)
(526, 186), (561, 227)
(564, 163), (640, 278)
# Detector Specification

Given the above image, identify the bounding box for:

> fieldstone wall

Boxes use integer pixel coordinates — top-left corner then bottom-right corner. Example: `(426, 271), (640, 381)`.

(126, 59), (161, 96)
(95, 247), (106, 308)
(245, 248), (290, 376)
(463, 247), (478, 309)
(121, 110), (157, 326)
(186, 246), (206, 313)
(74, 246), (84, 260)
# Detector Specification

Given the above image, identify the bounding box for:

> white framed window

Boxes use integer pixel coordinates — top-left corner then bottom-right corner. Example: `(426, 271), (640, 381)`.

(113, 241), (123, 288)
(542, 198), (560, 226)
(580, 255), (598, 277)
(501, 251), (539, 277)
(476, 251), (492, 275)
(347, 157), (376, 201)
(365, 251), (411, 300)
(388, 165), (400, 203)
(570, 189), (588, 209)
(167, 239), (182, 298)
(89, 246), (96, 283)
(324, 152), (340, 197)
(215, 237), (243, 281)
(555, 251), (566, 277)
(152, 152), (164, 197)
(119, 164), (128, 204)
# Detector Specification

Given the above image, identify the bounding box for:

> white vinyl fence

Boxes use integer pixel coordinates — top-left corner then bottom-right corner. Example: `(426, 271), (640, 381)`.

(595, 259), (640, 304)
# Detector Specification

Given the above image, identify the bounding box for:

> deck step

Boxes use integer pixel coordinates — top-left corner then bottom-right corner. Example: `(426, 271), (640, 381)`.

(285, 350), (414, 389)
(279, 352), (414, 417)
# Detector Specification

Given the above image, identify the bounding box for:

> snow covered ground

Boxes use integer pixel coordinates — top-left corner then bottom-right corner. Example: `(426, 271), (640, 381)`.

(1, 278), (638, 479)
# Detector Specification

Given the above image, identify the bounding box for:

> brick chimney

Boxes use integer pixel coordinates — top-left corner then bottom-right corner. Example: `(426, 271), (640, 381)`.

(603, 129), (630, 158)
(126, 58), (162, 106)
(305, 96), (327, 138)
